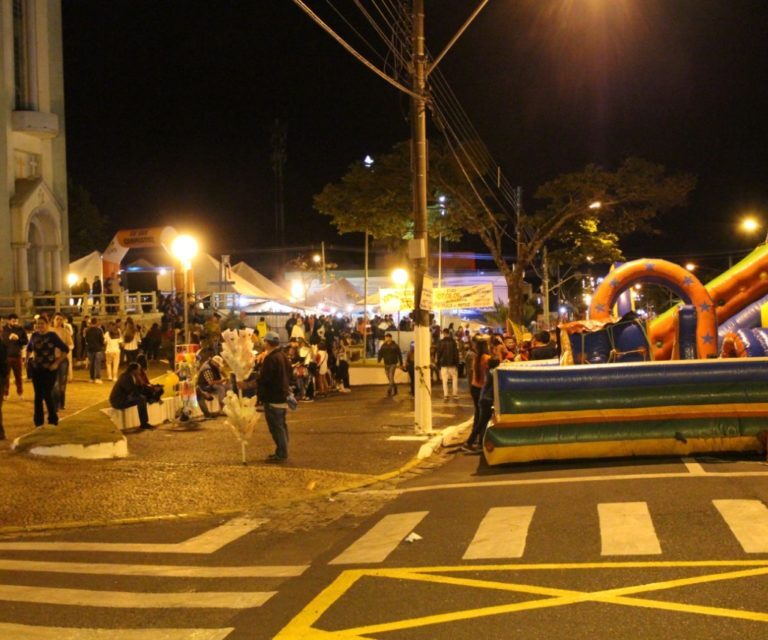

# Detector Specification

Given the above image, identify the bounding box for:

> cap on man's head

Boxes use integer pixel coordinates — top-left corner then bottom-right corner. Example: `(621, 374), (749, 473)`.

(211, 355), (224, 368)
(264, 331), (281, 344)
(7, 313), (17, 320)
(384, 333), (393, 338)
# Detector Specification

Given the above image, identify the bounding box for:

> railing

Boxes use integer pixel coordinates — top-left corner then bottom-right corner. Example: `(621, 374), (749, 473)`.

(0, 291), (159, 319)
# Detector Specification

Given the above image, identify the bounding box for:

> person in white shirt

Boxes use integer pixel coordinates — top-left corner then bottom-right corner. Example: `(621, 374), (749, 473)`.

(104, 322), (123, 381)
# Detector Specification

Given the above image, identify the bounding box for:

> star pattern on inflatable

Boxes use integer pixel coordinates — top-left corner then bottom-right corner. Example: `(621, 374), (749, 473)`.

(700, 301), (711, 312)
(595, 302), (606, 313)
(702, 334), (714, 344)
(645, 262), (656, 271)
(610, 279), (620, 288)
(682, 276), (694, 287)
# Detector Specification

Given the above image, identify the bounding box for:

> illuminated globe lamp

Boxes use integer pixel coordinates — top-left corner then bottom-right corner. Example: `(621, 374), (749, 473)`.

(171, 234), (199, 344)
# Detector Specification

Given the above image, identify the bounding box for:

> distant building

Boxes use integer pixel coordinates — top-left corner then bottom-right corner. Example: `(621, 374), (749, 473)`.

(0, 0), (68, 301)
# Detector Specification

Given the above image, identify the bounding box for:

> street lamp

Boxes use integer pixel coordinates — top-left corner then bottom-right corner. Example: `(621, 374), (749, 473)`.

(171, 234), (198, 345)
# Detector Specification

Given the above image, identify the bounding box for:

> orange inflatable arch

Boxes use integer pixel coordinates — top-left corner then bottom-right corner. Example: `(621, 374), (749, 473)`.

(589, 258), (718, 359)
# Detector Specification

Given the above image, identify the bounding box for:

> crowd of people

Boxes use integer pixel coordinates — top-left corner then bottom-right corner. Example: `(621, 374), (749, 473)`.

(0, 302), (560, 462)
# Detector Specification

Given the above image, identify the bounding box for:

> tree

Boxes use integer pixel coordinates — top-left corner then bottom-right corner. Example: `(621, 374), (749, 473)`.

(67, 181), (110, 259)
(314, 142), (695, 324)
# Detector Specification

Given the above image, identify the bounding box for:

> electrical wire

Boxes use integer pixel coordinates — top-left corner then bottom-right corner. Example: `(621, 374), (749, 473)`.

(291, 0), (419, 99)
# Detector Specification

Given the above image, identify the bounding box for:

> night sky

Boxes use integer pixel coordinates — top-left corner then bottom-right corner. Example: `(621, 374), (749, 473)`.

(61, 0), (768, 270)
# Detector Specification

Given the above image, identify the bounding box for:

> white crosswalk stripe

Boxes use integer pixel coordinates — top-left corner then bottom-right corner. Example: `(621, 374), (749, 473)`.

(328, 499), (768, 563)
(598, 502), (662, 556)
(713, 499), (768, 553)
(330, 511), (428, 565)
(463, 506), (536, 560)
(0, 624), (234, 640)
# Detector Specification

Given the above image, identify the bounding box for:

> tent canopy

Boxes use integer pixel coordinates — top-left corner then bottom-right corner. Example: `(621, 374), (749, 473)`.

(191, 254), (271, 298)
(232, 262), (292, 303)
(68, 251), (102, 282)
(307, 278), (361, 307)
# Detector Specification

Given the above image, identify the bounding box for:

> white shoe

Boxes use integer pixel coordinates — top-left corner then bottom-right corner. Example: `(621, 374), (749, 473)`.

(95, 379), (103, 385)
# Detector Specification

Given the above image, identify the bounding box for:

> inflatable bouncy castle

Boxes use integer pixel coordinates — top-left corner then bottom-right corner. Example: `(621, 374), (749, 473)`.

(485, 247), (768, 465)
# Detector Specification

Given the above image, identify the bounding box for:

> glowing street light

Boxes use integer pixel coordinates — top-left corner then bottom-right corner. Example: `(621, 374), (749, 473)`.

(391, 267), (409, 287)
(685, 262), (696, 272)
(740, 216), (760, 233)
(66, 273), (79, 287)
(171, 234), (199, 344)
(588, 201), (602, 210)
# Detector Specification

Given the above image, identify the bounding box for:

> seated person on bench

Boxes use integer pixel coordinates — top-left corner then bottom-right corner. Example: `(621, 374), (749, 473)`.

(196, 355), (228, 417)
(109, 362), (154, 430)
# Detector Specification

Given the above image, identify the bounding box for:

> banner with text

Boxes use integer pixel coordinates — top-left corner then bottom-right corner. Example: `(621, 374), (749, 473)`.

(379, 283), (494, 312)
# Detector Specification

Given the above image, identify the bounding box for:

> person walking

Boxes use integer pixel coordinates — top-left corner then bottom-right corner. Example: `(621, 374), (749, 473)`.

(377, 333), (403, 397)
(84, 317), (105, 384)
(2, 313), (28, 398)
(27, 315), (70, 427)
(257, 332), (292, 462)
(122, 317), (140, 365)
(436, 328), (460, 400)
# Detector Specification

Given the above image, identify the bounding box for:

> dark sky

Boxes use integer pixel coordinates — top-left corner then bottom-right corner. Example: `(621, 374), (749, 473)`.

(61, 0), (768, 269)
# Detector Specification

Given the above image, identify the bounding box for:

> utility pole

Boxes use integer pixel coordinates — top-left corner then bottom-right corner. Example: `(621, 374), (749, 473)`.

(542, 245), (550, 326)
(321, 241), (327, 285)
(409, 0), (432, 434)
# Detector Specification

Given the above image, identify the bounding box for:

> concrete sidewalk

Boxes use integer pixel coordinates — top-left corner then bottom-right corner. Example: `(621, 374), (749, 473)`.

(0, 365), (472, 534)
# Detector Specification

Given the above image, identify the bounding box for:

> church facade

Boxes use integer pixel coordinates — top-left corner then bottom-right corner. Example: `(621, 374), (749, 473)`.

(0, 0), (68, 302)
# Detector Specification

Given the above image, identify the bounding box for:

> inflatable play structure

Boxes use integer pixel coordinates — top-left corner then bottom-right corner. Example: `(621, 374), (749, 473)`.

(485, 246), (768, 465)
(485, 358), (768, 465)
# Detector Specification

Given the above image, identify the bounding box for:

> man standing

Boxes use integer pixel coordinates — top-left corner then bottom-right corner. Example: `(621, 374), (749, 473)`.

(436, 328), (460, 400)
(2, 314), (28, 398)
(257, 332), (292, 463)
(377, 332), (403, 397)
(84, 317), (105, 383)
(91, 276), (103, 313)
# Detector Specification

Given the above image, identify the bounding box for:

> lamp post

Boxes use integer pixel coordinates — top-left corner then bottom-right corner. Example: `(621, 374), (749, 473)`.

(312, 242), (327, 286)
(171, 234), (198, 345)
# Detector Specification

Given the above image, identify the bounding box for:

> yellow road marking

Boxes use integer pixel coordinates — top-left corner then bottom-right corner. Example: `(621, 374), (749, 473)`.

(275, 561), (768, 638)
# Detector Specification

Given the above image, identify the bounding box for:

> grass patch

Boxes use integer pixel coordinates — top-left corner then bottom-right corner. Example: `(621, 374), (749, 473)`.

(13, 421), (124, 453)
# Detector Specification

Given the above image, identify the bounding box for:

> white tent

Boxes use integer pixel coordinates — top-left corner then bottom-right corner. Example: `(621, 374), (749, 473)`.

(307, 278), (362, 307)
(232, 262), (292, 303)
(68, 250), (102, 282)
(191, 254), (271, 298)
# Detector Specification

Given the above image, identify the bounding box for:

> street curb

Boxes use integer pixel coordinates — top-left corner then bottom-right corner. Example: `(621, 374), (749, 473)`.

(0, 420), (473, 537)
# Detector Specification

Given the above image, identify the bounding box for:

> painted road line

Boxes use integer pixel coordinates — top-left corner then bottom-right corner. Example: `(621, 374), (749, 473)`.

(683, 458), (707, 475)
(0, 559), (307, 578)
(463, 506), (536, 560)
(0, 516), (266, 554)
(0, 584), (275, 608)
(330, 512), (429, 565)
(713, 499), (768, 553)
(599, 502), (662, 556)
(384, 470), (768, 495)
(0, 623), (234, 640)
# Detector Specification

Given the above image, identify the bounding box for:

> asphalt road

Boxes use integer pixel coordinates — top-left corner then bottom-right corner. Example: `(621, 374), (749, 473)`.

(1, 451), (767, 639)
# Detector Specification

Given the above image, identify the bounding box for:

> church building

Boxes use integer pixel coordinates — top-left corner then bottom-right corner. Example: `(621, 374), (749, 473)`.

(0, 0), (68, 302)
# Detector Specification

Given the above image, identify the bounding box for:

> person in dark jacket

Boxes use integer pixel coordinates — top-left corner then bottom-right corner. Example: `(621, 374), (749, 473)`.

(529, 330), (558, 361)
(2, 313), (28, 397)
(257, 332), (292, 462)
(109, 362), (153, 430)
(27, 315), (70, 427)
(436, 328), (460, 400)
(377, 333), (403, 397)
(84, 317), (105, 383)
